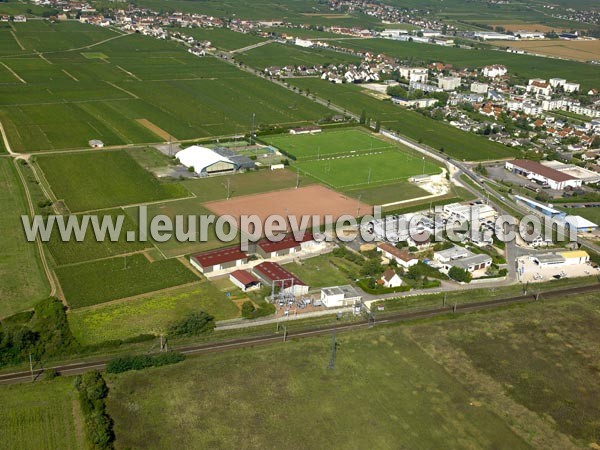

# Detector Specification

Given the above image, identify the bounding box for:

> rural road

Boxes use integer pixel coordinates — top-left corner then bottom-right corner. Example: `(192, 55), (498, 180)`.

(1, 282), (597, 385)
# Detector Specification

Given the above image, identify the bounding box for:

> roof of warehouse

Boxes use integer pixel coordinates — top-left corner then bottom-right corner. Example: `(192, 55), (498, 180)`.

(176, 145), (237, 172)
(191, 246), (248, 268)
(253, 261), (306, 287)
(258, 232), (314, 253)
(508, 159), (575, 183)
(230, 270), (260, 286)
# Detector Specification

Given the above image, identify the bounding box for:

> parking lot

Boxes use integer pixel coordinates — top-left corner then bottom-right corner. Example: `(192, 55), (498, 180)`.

(517, 256), (598, 283)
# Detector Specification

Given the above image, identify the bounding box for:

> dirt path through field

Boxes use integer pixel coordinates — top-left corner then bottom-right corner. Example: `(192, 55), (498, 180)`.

(136, 119), (175, 141)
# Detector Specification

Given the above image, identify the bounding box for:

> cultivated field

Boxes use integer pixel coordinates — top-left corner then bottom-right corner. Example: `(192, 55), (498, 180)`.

(0, 159), (48, 318)
(36, 150), (188, 212)
(204, 184), (371, 227)
(0, 378), (83, 449)
(0, 22), (331, 152)
(294, 150), (440, 189)
(56, 254), (199, 308)
(262, 128), (396, 160)
(68, 282), (239, 345)
(288, 78), (518, 161)
(494, 39), (600, 62)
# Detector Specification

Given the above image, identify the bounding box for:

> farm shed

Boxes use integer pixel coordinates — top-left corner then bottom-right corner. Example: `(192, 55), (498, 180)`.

(176, 146), (238, 175)
(252, 261), (309, 296)
(229, 270), (261, 292)
(190, 246), (248, 274)
(256, 233), (316, 259)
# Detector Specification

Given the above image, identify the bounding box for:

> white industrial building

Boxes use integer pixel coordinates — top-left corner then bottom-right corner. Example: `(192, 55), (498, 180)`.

(505, 159), (582, 190)
(531, 250), (589, 267)
(320, 285), (361, 308)
(176, 146), (238, 175)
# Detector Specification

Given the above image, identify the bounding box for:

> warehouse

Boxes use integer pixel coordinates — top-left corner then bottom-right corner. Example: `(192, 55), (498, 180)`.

(176, 145), (238, 175)
(190, 246), (248, 274)
(255, 233), (316, 258)
(505, 159), (582, 190)
(450, 254), (492, 272)
(252, 261), (309, 296)
(229, 270), (261, 292)
(563, 215), (598, 233)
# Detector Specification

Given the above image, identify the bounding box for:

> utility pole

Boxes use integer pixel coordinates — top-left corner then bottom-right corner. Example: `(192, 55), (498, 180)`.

(422, 156), (426, 175)
(367, 167), (371, 185)
(356, 193), (362, 216)
(29, 353), (34, 382)
(296, 169), (300, 189)
(283, 325), (287, 343)
(168, 136), (172, 157)
(328, 331), (337, 369)
(250, 112), (256, 145)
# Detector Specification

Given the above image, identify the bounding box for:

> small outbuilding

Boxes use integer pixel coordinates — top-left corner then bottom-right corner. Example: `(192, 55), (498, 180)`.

(229, 270), (261, 292)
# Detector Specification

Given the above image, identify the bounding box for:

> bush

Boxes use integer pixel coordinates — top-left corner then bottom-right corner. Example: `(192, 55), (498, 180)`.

(106, 352), (185, 374)
(241, 301), (276, 319)
(75, 371), (114, 450)
(448, 266), (472, 283)
(167, 312), (215, 337)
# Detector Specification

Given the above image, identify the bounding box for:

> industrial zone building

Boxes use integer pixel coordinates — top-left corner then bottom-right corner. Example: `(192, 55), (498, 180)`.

(505, 159), (582, 190)
(176, 145), (238, 175)
(189, 246), (248, 274)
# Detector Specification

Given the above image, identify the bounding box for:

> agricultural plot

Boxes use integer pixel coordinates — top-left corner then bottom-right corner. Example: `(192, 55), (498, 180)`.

(45, 209), (148, 266)
(0, 378), (83, 450)
(68, 281), (239, 345)
(293, 150), (440, 189)
(328, 38), (600, 90)
(235, 42), (360, 70)
(105, 320), (531, 450)
(288, 78), (518, 161)
(36, 150), (188, 213)
(56, 254), (200, 309)
(0, 160), (48, 318)
(283, 254), (350, 287)
(262, 128), (395, 160)
(496, 39), (600, 63)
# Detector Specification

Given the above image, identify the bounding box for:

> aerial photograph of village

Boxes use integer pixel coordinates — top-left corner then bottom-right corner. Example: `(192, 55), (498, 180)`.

(0, 0), (599, 448)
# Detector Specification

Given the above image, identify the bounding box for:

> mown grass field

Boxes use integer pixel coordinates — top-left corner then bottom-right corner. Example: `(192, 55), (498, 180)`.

(287, 78), (518, 161)
(68, 282), (239, 345)
(36, 150), (188, 212)
(0, 23), (331, 152)
(283, 254), (351, 287)
(562, 207), (600, 225)
(293, 150), (440, 189)
(344, 181), (430, 205)
(105, 316), (532, 449)
(0, 159), (48, 318)
(0, 378), (83, 450)
(56, 254), (199, 308)
(45, 209), (149, 266)
(262, 128), (395, 160)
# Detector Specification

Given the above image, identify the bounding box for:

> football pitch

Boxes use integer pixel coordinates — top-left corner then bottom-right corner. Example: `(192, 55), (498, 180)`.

(262, 128), (395, 160)
(294, 150), (440, 188)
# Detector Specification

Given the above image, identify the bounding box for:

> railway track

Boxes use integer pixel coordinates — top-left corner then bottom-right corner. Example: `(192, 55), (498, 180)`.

(0, 282), (598, 385)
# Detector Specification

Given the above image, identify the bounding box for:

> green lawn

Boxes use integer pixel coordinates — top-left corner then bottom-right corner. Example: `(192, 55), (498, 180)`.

(283, 254), (351, 287)
(36, 150), (188, 213)
(262, 128), (395, 160)
(562, 207), (600, 225)
(288, 78), (518, 161)
(0, 378), (83, 450)
(55, 254), (200, 309)
(0, 159), (48, 318)
(293, 150), (440, 189)
(105, 320), (531, 450)
(68, 282), (239, 346)
(344, 181), (429, 205)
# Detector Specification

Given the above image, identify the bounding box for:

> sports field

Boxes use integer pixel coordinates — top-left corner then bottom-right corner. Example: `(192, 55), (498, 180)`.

(68, 282), (239, 346)
(55, 254), (200, 309)
(0, 378), (83, 449)
(294, 150), (440, 189)
(0, 159), (48, 318)
(36, 150), (188, 213)
(263, 128), (395, 160)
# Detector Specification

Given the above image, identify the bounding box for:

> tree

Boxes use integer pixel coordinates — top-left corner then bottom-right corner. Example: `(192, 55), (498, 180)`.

(448, 266), (472, 283)
(359, 109), (366, 124)
(360, 257), (383, 277)
(374, 121), (381, 132)
(167, 312), (215, 337)
(241, 301), (256, 319)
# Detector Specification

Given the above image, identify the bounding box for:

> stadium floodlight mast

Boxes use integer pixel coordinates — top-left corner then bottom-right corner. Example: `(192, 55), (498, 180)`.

(222, 178), (231, 200)
(422, 156), (426, 175)
(367, 167), (372, 184)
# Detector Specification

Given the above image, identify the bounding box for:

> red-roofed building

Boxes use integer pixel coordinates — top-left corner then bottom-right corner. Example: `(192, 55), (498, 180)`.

(377, 243), (419, 269)
(190, 246), (248, 274)
(256, 232), (316, 258)
(229, 270), (261, 292)
(505, 159), (582, 190)
(252, 261), (309, 295)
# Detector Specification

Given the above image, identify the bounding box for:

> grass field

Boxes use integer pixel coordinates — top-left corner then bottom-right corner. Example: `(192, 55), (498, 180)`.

(262, 128), (395, 160)
(105, 316), (532, 449)
(288, 78), (518, 161)
(0, 159), (48, 319)
(0, 378), (83, 450)
(56, 254), (200, 309)
(562, 207), (600, 224)
(283, 254), (351, 287)
(68, 282), (239, 345)
(293, 150), (440, 189)
(344, 181), (430, 205)
(45, 209), (149, 266)
(36, 150), (188, 213)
